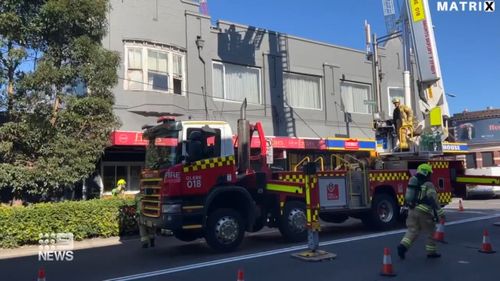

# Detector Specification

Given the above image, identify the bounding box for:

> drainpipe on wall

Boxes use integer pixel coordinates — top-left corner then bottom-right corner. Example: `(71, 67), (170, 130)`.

(196, 35), (208, 120)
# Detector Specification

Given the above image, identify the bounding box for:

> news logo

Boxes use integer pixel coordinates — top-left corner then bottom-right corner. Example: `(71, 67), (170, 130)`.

(436, 1), (495, 12)
(38, 233), (74, 262)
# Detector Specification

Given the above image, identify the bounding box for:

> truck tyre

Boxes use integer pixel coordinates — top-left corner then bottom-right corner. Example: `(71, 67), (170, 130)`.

(362, 193), (399, 229)
(279, 201), (307, 242)
(173, 230), (200, 242)
(205, 208), (245, 252)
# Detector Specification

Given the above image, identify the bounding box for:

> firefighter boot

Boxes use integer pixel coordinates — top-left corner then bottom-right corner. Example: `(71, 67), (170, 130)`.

(397, 244), (407, 260)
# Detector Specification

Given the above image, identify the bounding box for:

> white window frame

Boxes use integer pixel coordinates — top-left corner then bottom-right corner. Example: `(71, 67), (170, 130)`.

(340, 81), (372, 115)
(124, 42), (186, 95)
(283, 72), (323, 111)
(387, 86), (405, 117)
(212, 61), (262, 104)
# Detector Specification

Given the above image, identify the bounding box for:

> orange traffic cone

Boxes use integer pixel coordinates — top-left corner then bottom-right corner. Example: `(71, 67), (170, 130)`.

(433, 218), (447, 244)
(479, 229), (496, 254)
(37, 267), (46, 281)
(380, 247), (396, 276)
(237, 269), (244, 281)
(458, 199), (464, 211)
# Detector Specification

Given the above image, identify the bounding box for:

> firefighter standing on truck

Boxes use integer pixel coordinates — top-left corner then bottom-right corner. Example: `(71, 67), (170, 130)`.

(397, 163), (445, 259)
(392, 98), (413, 141)
(135, 191), (155, 248)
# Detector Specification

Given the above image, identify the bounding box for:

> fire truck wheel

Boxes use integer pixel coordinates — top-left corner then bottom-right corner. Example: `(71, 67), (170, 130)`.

(173, 230), (200, 242)
(363, 193), (399, 229)
(205, 208), (245, 252)
(279, 201), (307, 242)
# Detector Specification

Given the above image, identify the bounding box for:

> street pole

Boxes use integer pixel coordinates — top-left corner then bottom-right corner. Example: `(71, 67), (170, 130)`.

(372, 34), (382, 114)
(196, 36), (209, 120)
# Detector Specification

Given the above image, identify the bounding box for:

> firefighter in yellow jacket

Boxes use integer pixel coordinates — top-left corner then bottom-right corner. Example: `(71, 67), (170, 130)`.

(398, 163), (445, 259)
(112, 179), (126, 196)
(392, 98), (413, 143)
(135, 191), (155, 248)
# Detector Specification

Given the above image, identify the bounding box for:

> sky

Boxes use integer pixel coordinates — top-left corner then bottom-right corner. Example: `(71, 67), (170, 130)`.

(208, 0), (500, 114)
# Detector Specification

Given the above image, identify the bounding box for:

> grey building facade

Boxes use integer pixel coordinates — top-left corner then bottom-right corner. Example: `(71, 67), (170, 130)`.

(97, 0), (406, 193)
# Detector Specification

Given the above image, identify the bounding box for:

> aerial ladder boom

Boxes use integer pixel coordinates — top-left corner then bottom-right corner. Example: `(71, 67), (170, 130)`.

(403, 0), (450, 135)
(374, 0), (451, 155)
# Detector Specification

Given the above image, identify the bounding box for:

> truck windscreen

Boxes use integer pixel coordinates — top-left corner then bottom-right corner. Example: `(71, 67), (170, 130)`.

(145, 131), (180, 170)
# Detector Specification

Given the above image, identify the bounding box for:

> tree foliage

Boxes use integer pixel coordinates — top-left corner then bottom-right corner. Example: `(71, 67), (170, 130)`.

(0, 0), (119, 201)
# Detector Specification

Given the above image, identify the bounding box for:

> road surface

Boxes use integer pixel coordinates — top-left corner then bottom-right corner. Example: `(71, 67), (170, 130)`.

(1, 198), (499, 281)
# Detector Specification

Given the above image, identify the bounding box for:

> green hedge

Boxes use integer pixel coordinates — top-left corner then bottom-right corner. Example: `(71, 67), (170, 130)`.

(0, 198), (137, 248)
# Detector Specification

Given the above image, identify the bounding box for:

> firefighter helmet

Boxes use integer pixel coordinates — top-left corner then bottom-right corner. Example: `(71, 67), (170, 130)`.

(117, 179), (127, 186)
(417, 163), (433, 176)
(392, 98), (401, 104)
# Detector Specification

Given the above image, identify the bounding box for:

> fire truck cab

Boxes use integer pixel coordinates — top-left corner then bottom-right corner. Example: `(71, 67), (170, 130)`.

(140, 114), (275, 251)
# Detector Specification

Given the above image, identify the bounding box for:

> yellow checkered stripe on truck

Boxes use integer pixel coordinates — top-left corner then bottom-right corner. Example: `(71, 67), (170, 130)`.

(397, 194), (405, 206)
(369, 172), (410, 182)
(430, 161), (449, 169)
(278, 174), (318, 186)
(438, 192), (452, 205)
(183, 155), (235, 173)
(279, 174), (305, 183)
(396, 192), (451, 206)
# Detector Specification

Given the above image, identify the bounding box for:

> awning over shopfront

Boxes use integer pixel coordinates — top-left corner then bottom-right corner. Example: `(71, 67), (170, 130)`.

(110, 130), (377, 151)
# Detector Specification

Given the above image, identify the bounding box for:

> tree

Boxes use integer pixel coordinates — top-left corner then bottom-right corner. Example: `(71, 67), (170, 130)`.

(0, 0), (120, 201)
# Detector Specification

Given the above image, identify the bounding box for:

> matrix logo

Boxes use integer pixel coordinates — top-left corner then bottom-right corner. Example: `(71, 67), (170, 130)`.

(38, 232), (74, 262)
(437, 1), (495, 12)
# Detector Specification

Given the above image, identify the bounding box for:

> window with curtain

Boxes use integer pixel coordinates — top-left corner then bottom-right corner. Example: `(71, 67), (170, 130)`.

(147, 50), (168, 91)
(212, 62), (260, 104)
(173, 54), (183, 77)
(127, 48), (143, 90)
(341, 82), (372, 114)
(388, 87), (405, 116)
(284, 72), (321, 110)
(124, 41), (185, 94)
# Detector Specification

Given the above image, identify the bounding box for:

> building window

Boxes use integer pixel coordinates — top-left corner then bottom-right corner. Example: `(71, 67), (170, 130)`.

(147, 50), (168, 91)
(212, 61), (261, 104)
(127, 48), (143, 91)
(341, 82), (372, 114)
(284, 72), (322, 110)
(173, 54), (183, 95)
(124, 42), (185, 95)
(388, 87), (405, 116)
(482, 152), (494, 167)
(102, 163), (144, 192)
(466, 153), (476, 169)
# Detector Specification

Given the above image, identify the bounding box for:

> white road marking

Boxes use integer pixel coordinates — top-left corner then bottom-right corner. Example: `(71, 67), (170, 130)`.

(103, 213), (500, 281)
(445, 210), (489, 215)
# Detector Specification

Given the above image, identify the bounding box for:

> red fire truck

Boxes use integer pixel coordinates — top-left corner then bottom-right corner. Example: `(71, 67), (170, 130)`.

(138, 101), (466, 252)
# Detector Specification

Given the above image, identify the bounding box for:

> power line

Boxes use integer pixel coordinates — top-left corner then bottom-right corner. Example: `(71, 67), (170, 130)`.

(283, 100), (322, 138)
